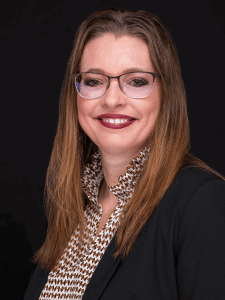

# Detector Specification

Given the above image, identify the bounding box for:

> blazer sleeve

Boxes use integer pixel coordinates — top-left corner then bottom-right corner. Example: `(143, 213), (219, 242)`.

(176, 178), (225, 299)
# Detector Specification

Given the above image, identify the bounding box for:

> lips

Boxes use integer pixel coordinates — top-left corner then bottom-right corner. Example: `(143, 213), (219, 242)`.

(95, 113), (137, 129)
(97, 118), (137, 129)
(96, 113), (136, 120)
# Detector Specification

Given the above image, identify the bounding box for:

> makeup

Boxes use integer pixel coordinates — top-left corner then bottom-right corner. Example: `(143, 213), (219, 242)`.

(97, 118), (137, 129)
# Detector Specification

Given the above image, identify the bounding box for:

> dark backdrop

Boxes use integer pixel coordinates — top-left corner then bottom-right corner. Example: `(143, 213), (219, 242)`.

(1, 0), (224, 299)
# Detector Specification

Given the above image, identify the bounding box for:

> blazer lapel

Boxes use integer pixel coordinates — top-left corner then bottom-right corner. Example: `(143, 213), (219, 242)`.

(82, 235), (122, 300)
(23, 265), (49, 300)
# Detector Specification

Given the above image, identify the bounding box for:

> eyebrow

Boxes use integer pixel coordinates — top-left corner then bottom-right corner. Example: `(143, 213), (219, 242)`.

(83, 67), (150, 74)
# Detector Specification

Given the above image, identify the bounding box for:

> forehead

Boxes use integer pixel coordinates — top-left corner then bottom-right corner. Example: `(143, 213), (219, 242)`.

(80, 33), (154, 74)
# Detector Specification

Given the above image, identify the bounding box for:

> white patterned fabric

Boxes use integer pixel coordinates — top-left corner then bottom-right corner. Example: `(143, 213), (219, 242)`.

(39, 146), (151, 299)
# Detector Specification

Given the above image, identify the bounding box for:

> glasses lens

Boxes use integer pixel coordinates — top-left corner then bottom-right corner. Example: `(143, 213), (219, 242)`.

(121, 72), (154, 98)
(75, 73), (108, 99)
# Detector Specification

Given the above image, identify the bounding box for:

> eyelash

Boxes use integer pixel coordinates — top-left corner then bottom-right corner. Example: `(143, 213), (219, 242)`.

(85, 79), (102, 86)
(84, 78), (149, 87)
(128, 78), (148, 87)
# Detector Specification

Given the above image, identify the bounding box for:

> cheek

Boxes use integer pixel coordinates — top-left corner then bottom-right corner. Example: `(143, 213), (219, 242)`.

(148, 86), (161, 123)
(77, 96), (87, 120)
(77, 97), (88, 130)
(142, 95), (161, 123)
(141, 94), (161, 137)
(77, 97), (95, 135)
(152, 98), (161, 122)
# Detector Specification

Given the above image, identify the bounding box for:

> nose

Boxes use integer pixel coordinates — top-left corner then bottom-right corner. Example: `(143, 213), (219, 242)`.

(100, 78), (127, 107)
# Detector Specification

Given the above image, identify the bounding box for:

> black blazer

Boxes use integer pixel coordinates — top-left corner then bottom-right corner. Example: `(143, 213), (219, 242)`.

(24, 167), (225, 300)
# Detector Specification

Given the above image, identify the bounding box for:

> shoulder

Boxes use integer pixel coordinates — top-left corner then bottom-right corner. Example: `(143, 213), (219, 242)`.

(174, 165), (224, 189)
(154, 166), (225, 238)
(165, 168), (225, 298)
(159, 166), (225, 246)
(173, 165), (225, 220)
(172, 166), (225, 217)
(164, 166), (225, 206)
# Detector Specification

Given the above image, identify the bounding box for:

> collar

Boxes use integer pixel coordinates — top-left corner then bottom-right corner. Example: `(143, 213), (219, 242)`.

(81, 146), (151, 205)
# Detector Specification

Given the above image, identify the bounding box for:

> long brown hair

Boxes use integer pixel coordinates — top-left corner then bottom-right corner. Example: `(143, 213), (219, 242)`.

(33, 8), (224, 271)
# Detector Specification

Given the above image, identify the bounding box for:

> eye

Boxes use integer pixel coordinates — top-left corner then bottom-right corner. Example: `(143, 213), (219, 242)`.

(84, 79), (102, 87)
(129, 78), (148, 87)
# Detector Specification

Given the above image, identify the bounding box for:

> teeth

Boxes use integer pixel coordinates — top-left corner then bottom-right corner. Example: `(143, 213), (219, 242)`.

(102, 118), (131, 124)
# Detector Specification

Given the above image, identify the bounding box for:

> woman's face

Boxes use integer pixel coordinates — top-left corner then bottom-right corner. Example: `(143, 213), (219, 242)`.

(77, 33), (161, 155)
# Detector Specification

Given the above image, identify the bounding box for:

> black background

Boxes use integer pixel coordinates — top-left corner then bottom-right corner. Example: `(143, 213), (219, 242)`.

(0, 0), (224, 299)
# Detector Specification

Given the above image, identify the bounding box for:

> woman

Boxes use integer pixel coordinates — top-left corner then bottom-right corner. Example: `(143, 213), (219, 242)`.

(24, 7), (225, 300)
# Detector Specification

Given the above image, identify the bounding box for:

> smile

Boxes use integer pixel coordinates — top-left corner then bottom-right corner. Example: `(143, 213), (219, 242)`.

(101, 118), (132, 124)
(97, 118), (137, 129)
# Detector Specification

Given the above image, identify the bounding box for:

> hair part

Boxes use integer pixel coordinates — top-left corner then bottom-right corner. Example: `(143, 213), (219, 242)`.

(33, 7), (224, 271)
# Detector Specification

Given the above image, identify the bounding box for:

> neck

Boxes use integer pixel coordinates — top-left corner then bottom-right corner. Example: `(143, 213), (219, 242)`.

(98, 143), (150, 202)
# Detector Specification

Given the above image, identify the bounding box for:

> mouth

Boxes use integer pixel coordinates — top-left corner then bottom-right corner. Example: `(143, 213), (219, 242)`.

(96, 118), (137, 129)
(97, 117), (136, 124)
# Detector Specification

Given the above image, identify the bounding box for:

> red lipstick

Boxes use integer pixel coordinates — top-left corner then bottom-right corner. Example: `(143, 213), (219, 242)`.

(96, 113), (137, 129)
(96, 113), (136, 119)
(97, 119), (137, 129)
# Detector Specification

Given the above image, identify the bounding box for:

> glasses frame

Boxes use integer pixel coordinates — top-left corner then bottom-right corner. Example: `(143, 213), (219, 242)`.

(70, 71), (161, 99)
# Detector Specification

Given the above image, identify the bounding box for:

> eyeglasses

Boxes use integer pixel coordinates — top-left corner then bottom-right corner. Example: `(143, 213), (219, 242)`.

(70, 71), (160, 99)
